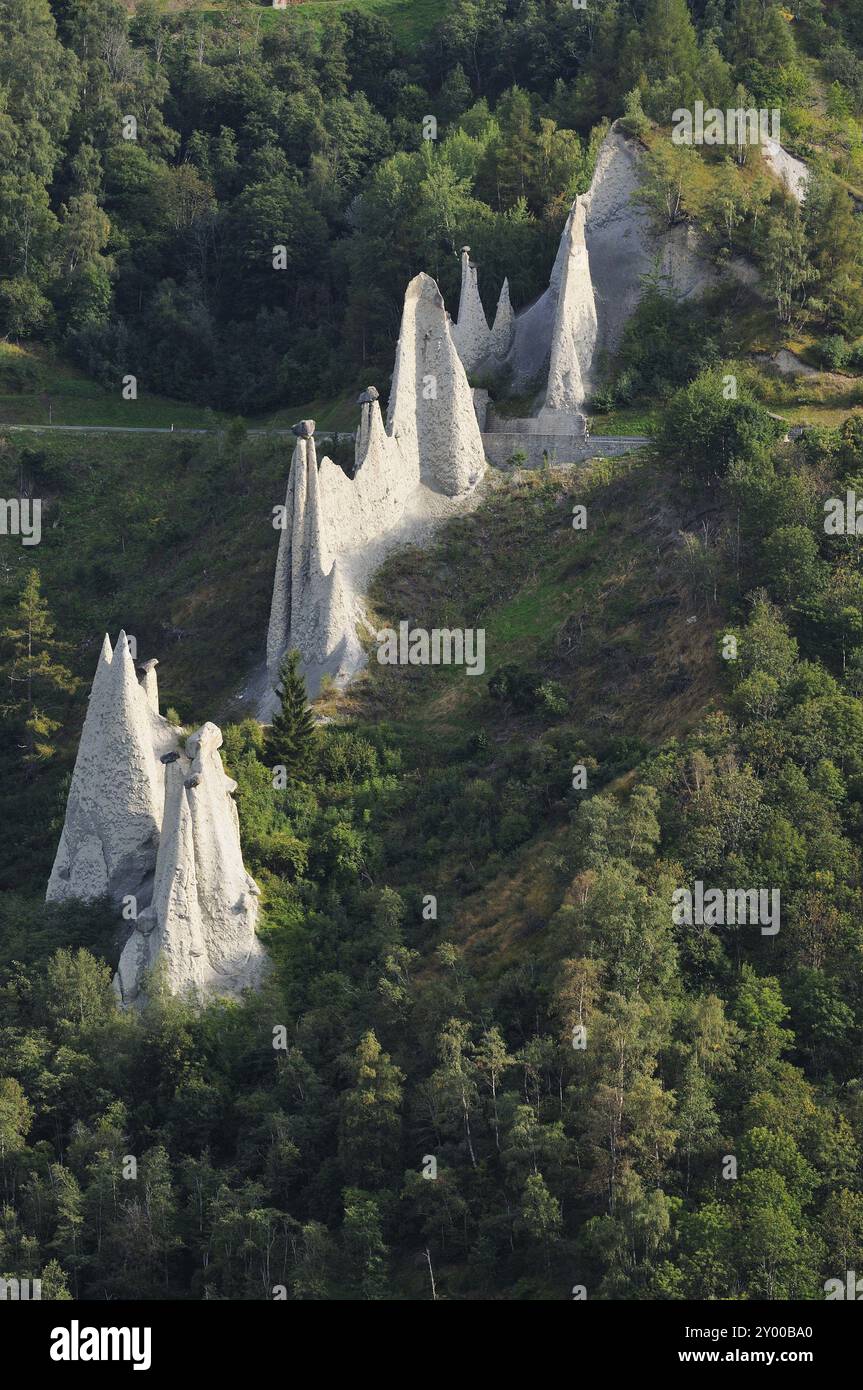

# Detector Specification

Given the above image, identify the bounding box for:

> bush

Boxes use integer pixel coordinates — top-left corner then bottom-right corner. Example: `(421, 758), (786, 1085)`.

(317, 728), (380, 786)
(655, 369), (781, 485)
(488, 664), (542, 711)
(259, 830), (309, 880)
(815, 335), (850, 371)
(845, 340), (863, 371)
(537, 680), (569, 718)
(0, 350), (44, 394)
(0, 277), (54, 339)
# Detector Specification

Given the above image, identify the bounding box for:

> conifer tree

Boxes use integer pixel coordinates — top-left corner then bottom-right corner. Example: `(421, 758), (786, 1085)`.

(0, 568), (76, 768)
(639, 0), (701, 119)
(265, 648), (317, 780)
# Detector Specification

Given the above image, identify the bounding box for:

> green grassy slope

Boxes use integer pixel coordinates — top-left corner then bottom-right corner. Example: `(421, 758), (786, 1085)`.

(326, 453), (722, 966)
(0, 345), (362, 432)
(0, 428), (285, 727)
(287, 0), (445, 44)
(2, 435), (722, 906)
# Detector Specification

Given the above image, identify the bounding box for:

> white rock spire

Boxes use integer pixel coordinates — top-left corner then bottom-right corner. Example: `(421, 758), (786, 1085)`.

(113, 723), (265, 1007)
(451, 246), (491, 374)
(490, 278), (515, 360)
(48, 634), (266, 1007)
(540, 197), (598, 423)
(47, 632), (171, 907)
(266, 270), (486, 693)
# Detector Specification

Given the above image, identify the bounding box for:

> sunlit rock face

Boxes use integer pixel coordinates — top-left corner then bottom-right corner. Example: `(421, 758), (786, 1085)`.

(265, 271), (486, 695)
(461, 123), (806, 410)
(48, 635), (266, 1006)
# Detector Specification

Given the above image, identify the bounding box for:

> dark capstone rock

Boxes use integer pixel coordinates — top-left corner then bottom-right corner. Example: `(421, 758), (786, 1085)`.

(357, 386), (380, 404)
(291, 419), (315, 439)
(161, 751), (181, 764)
(184, 774), (201, 790)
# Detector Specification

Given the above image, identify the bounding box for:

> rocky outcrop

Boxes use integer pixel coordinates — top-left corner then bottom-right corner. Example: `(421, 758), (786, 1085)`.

(114, 754), (210, 1004)
(451, 248), (515, 377)
(539, 197), (597, 427)
(389, 272), (486, 496)
(482, 124), (810, 400)
(48, 633), (265, 1006)
(489, 278), (515, 360)
(265, 271), (486, 694)
(761, 137), (808, 203)
(47, 632), (173, 908)
(451, 247), (490, 374)
(265, 123), (811, 699)
(114, 722), (265, 1007)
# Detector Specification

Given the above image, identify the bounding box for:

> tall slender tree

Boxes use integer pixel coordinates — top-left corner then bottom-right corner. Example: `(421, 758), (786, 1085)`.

(0, 568), (77, 768)
(265, 648), (318, 781)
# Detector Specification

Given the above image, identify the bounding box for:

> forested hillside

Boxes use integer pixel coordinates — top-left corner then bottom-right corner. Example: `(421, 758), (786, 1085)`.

(4, 0), (863, 413)
(3, 0), (863, 1304)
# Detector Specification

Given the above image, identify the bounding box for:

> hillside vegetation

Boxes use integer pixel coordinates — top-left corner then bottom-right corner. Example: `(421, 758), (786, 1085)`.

(6, 380), (863, 1296)
(4, 0), (863, 1303)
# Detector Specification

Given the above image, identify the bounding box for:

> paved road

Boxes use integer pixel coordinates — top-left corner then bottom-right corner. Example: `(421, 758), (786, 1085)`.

(1, 421), (652, 445)
(1, 422), (355, 438)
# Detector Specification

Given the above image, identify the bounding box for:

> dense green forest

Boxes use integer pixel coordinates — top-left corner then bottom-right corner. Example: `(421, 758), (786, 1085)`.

(5, 0), (863, 411)
(4, 0), (863, 1303)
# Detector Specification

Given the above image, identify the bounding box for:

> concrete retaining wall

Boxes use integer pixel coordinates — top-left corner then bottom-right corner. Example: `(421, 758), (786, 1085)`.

(480, 433), (650, 468)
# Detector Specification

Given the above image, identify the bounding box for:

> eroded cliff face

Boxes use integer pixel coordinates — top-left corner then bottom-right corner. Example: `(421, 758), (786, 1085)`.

(48, 635), (265, 1006)
(451, 248), (491, 374)
(761, 136), (808, 203)
(47, 632), (173, 909)
(265, 272), (486, 697)
(114, 721), (265, 1008)
(540, 196), (598, 425)
(486, 124), (809, 404)
(389, 272), (487, 497)
(502, 127), (711, 398)
(451, 249), (515, 376)
(489, 278), (515, 361)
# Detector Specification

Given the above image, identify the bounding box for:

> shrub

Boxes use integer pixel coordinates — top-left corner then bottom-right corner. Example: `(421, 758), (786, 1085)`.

(488, 664), (542, 711)
(815, 335), (850, 371)
(537, 679), (569, 718)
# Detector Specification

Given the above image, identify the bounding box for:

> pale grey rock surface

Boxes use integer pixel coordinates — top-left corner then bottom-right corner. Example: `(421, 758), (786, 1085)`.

(452, 251), (515, 377)
(265, 271), (486, 700)
(114, 722), (266, 1007)
(539, 197), (597, 426)
(761, 137), (809, 203)
(47, 632), (174, 908)
(451, 248), (491, 374)
(496, 125), (809, 397)
(48, 634), (265, 1006)
(489, 278), (515, 360)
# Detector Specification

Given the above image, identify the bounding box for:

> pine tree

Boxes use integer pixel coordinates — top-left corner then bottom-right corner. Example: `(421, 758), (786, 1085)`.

(0, 568), (77, 768)
(640, 0), (701, 120)
(265, 648), (317, 780)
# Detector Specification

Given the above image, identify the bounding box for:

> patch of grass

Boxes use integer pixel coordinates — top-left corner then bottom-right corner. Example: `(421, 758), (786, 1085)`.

(190, 0), (445, 47)
(742, 359), (863, 425)
(0, 347), (226, 428)
(0, 429), (288, 724)
(0, 345), (361, 434)
(349, 455), (721, 751)
(260, 392), (360, 432)
(287, 0), (445, 44)
(331, 453), (724, 968)
(588, 405), (656, 436)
